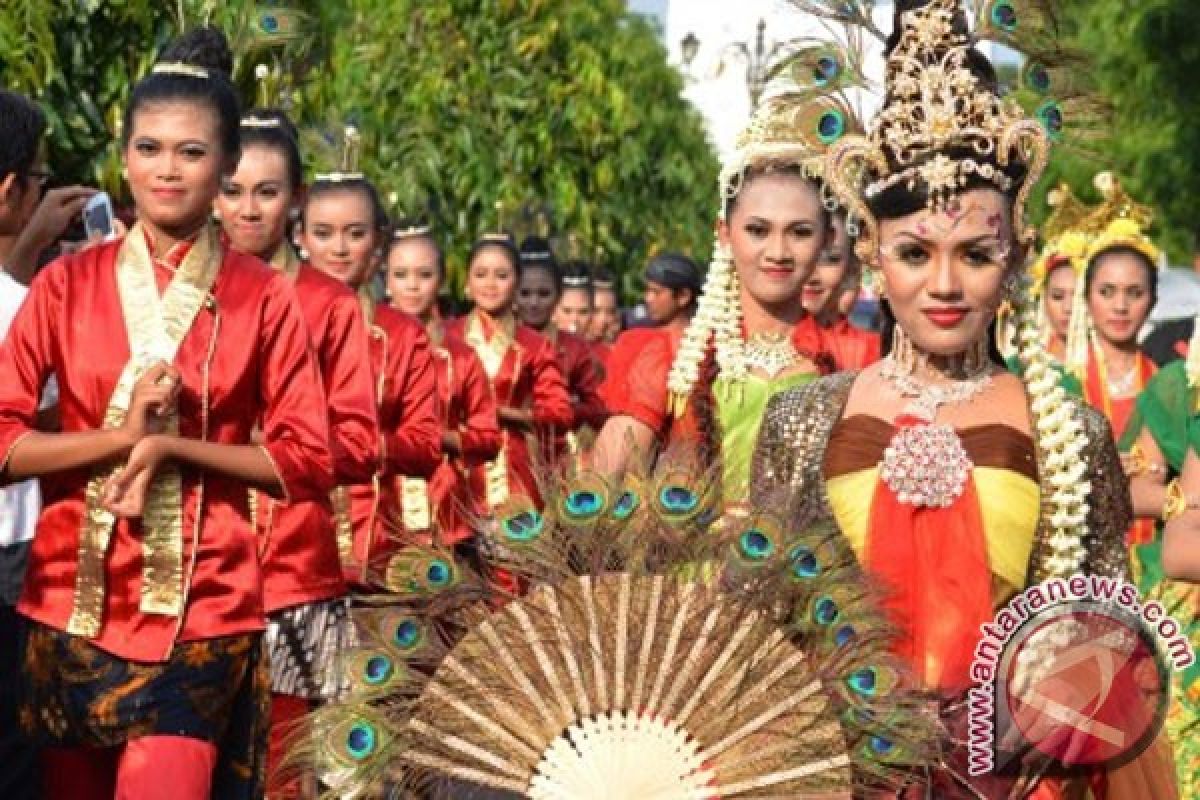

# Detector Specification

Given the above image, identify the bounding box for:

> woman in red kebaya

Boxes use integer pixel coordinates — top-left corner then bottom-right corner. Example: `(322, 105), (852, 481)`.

(0, 29), (332, 800)
(215, 108), (378, 795)
(298, 171), (441, 586)
(802, 211), (880, 371)
(385, 222), (501, 548)
(447, 233), (572, 513)
(515, 249), (606, 462)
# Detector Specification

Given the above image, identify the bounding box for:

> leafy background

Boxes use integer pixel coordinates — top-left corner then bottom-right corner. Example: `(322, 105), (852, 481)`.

(0, 0), (719, 297)
(3, 1), (1200, 289)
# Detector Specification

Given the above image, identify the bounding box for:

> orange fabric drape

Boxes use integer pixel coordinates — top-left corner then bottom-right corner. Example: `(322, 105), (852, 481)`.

(864, 415), (995, 692)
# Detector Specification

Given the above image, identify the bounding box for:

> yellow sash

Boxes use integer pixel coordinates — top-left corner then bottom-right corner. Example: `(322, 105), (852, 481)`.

(68, 222), (220, 637)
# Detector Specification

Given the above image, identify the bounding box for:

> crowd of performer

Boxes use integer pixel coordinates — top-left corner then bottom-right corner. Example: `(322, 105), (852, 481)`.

(2, 3), (1200, 798)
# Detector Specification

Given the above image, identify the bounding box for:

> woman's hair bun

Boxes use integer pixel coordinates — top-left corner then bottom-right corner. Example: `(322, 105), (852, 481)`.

(159, 26), (234, 78)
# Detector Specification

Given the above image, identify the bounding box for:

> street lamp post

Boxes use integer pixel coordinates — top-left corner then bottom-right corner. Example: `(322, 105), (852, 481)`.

(679, 19), (785, 109)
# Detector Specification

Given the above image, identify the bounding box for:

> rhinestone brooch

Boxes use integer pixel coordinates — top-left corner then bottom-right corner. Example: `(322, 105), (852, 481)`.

(880, 423), (973, 508)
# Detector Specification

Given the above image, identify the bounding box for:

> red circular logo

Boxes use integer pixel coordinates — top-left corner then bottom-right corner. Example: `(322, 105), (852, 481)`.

(997, 604), (1167, 769)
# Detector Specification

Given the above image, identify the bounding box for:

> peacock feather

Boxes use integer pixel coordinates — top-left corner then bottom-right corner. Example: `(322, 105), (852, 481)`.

(776, 41), (866, 98)
(382, 546), (461, 597)
(285, 459), (940, 798)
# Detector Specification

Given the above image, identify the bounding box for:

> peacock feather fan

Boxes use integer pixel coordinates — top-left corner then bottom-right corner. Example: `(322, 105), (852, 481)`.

(286, 461), (940, 798)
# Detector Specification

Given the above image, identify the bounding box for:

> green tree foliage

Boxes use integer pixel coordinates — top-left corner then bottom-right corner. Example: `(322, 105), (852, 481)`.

(0, 1), (718, 296)
(308, 0), (716, 292)
(1032, 0), (1200, 263)
(0, 2), (331, 207)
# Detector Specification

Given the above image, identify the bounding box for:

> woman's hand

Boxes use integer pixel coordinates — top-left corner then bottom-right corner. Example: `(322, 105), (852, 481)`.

(120, 362), (181, 443)
(103, 435), (172, 518)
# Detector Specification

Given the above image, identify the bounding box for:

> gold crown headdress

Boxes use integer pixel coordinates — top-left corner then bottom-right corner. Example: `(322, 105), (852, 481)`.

(1027, 183), (1098, 371)
(818, 0), (1102, 263)
(313, 125), (364, 184)
(1082, 172), (1161, 268)
(1030, 183), (1094, 289)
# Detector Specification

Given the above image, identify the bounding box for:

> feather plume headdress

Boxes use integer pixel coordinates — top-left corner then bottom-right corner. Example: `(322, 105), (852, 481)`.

(811, 0), (1109, 264)
(285, 453), (940, 798)
(1057, 172), (1161, 376)
(1028, 182), (1097, 369)
(718, 37), (869, 219)
(668, 40), (869, 412)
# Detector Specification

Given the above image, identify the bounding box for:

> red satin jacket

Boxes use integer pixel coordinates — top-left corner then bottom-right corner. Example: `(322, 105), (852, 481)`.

(258, 264), (379, 613)
(427, 335), (502, 544)
(446, 312), (572, 507)
(0, 238), (333, 662)
(344, 304), (441, 583)
(824, 315), (881, 372)
(545, 327), (607, 463)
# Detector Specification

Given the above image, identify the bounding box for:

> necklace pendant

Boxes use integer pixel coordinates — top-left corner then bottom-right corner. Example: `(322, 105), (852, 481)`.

(743, 332), (800, 378)
(880, 423), (973, 508)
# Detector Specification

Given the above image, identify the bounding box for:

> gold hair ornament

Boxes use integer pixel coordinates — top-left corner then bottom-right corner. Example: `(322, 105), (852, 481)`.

(314, 125), (364, 183)
(1082, 172), (1161, 268)
(393, 223), (432, 240)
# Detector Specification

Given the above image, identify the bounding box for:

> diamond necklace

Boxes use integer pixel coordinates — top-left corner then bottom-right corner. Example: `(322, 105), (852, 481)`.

(880, 354), (993, 422)
(743, 331), (801, 378)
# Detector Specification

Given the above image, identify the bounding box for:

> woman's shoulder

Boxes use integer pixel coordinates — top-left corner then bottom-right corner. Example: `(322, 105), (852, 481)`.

(765, 371), (858, 422)
(514, 322), (555, 354)
(374, 303), (424, 337)
(1142, 358), (1189, 393)
(215, 247), (284, 298)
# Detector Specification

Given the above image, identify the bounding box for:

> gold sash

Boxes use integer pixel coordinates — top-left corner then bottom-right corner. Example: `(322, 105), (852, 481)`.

(332, 485), (354, 567)
(464, 312), (518, 509)
(400, 476), (432, 530)
(68, 222), (221, 637)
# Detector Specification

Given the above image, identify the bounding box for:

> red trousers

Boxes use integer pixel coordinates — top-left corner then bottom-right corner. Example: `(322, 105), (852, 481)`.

(41, 736), (217, 800)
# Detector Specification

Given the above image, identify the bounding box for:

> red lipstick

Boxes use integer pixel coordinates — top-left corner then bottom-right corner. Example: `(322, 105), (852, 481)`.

(923, 307), (969, 328)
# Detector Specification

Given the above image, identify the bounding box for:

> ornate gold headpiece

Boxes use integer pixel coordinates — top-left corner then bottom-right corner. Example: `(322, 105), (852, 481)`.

(823, 0), (1061, 262)
(719, 41), (866, 219)
(1082, 172), (1161, 268)
(314, 125), (364, 183)
(1030, 183), (1094, 288)
(151, 62), (210, 80)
